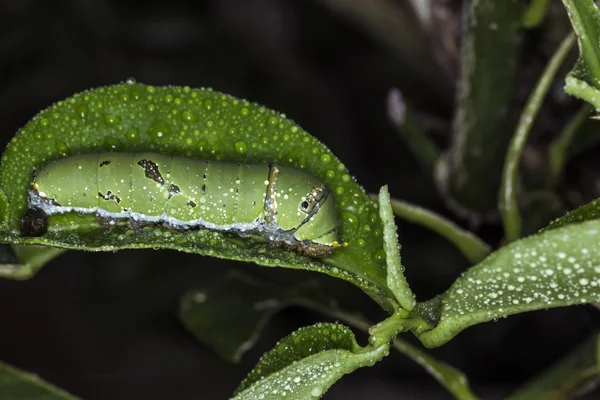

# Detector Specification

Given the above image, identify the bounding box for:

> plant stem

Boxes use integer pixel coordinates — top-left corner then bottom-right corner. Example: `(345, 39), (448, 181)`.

(371, 194), (491, 264)
(499, 33), (575, 242)
(548, 103), (593, 183)
(523, 0), (551, 28)
(387, 88), (440, 174)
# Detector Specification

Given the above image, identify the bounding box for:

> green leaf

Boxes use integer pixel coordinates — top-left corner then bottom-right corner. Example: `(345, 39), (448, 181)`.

(414, 219), (600, 348)
(0, 82), (394, 308)
(562, 0), (600, 108)
(179, 270), (331, 363)
(441, 0), (525, 214)
(234, 323), (388, 399)
(0, 244), (64, 280)
(378, 186), (415, 311)
(542, 198), (600, 232)
(0, 361), (80, 399)
(506, 334), (600, 400)
(181, 270), (479, 399)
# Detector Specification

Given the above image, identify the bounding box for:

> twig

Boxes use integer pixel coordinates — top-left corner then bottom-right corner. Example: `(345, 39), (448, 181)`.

(523, 0), (551, 28)
(499, 33), (575, 242)
(370, 194), (491, 264)
(548, 103), (594, 183)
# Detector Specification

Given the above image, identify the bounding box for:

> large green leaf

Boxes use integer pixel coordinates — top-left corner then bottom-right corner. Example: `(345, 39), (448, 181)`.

(233, 323), (388, 399)
(562, 0), (600, 108)
(414, 219), (600, 348)
(0, 82), (394, 307)
(0, 361), (79, 400)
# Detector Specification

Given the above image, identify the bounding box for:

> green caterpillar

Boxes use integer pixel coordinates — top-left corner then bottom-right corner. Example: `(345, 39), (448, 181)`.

(20, 152), (343, 257)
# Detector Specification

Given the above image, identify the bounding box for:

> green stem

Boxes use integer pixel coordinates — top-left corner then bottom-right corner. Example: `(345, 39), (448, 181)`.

(548, 103), (593, 183)
(390, 340), (479, 400)
(523, 0), (551, 28)
(499, 33), (575, 242)
(387, 88), (440, 173)
(371, 194), (491, 264)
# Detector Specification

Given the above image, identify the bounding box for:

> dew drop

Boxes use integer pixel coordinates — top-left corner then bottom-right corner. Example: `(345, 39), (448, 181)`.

(76, 104), (89, 119)
(234, 141), (248, 155)
(240, 107), (249, 116)
(125, 128), (140, 142)
(147, 121), (171, 139)
(180, 110), (197, 122)
(340, 211), (359, 229)
(103, 114), (121, 125)
(103, 137), (120, 151)
(55, 142), (69, 156)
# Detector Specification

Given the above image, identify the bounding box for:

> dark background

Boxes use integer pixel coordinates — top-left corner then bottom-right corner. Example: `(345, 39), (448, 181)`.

(0, 0), (599, 399)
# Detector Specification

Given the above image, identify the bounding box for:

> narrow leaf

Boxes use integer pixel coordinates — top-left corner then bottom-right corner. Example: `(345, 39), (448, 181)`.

(562, 0), (600, 108)
(378, 186), (415, 311)
(0, 361), (80, 400)
(234, 323), (388, 399)
(415, 219), (600, 348)
(442, 0), (524, 214)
